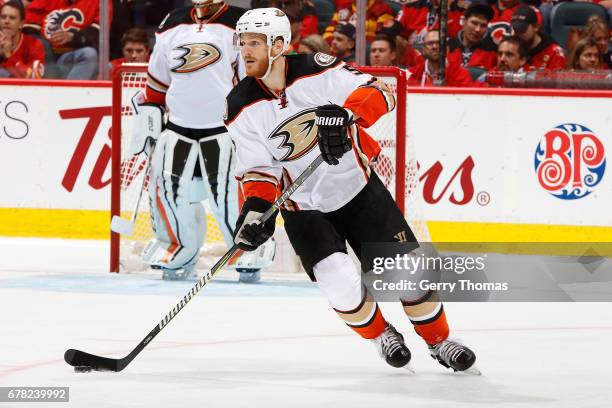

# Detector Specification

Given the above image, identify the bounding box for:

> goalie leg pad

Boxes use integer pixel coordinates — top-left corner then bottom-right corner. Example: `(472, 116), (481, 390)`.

(143, 129), (205, 270)
(197, 132), (239, 248)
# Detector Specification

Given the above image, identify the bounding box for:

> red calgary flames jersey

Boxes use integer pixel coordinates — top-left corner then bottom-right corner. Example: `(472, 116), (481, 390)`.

(0, 33), (45, 78)
(526, 37), (566, 71)
(396, 0), (463, 46)
(25, 0), (112, 53)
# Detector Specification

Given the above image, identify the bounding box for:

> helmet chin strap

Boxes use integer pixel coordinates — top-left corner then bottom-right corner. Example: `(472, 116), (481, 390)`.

(258, 43), (283, 80)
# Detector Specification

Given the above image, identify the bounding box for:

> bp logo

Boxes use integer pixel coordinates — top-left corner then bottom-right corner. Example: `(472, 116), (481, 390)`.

(534, 123), (606, 199)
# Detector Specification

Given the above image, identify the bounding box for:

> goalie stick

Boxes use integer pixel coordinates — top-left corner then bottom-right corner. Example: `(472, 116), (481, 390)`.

(110, 91), (153, 236)
(110, 152), (152, 235)
(64, 154), (326, 372)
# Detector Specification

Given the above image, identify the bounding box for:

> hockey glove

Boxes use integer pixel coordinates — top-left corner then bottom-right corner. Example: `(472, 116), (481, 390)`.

(315, 104), (354, 165)
(234, 197), (277, 251)
(129, 103), (164, 156)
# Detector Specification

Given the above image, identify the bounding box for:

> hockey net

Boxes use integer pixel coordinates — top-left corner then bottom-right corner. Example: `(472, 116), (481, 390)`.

(110, 64), (429, 274)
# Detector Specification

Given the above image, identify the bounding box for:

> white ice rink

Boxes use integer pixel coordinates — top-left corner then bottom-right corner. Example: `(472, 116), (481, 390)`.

(1, 238), (611, 408)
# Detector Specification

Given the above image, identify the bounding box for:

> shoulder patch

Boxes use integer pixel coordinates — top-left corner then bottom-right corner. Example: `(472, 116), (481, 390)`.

(314, 53), (337, 67)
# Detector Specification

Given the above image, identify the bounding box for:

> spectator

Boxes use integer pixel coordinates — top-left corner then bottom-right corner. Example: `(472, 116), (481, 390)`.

(285, 0), (318, 39)
(496, 35), (527, 72)
(407, 29), (475, 86)
(377, 19), (422, 68)
(396, 0), (464, 48)
(491, 0), (522, 22)
(449, 3), (497, 70)
(511, 5), (566, 70)
(299, 34), (331, 54)
(108, 28), (149, 76)
(568, 37), (602, 71)
(582, 16), (611, 69)
(369, 33), (397, 66)
(24, 0), (113, 79)
(488, 0), (523, 44)
(0, 0), (44, 78)
(324, 0), (395, 43)
(330, 22), (356, 63)
(596, 1), (612, 27)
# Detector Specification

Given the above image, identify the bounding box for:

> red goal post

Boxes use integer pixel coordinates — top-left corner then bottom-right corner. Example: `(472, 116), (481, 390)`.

(109, 64), (422, 273)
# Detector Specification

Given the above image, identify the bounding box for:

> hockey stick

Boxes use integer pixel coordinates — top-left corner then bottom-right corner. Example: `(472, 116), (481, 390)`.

(64, 154), (326, 372)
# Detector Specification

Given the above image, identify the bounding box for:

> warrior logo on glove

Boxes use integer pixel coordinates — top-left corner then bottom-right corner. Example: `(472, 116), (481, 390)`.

(315, 104), (354, 165)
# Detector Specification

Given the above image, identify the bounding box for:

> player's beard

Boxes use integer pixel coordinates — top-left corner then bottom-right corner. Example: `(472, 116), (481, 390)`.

(245, 55), (269, 78)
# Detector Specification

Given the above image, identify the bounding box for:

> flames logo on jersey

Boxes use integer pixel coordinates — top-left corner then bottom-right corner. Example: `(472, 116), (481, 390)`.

(44, 9), (85, 38)
(488, 22), (512, 45)
(269, 108), (318, 162)
(172, 43), (221, 73)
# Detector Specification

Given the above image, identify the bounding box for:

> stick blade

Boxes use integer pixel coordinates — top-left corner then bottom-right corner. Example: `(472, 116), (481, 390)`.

(64, 349), (120, 372)
(111, 215), (134, 235)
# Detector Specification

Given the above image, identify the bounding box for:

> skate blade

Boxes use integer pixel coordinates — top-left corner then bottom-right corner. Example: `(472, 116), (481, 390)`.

(461, 363), (482, 376)
(404, 362), (416, 374)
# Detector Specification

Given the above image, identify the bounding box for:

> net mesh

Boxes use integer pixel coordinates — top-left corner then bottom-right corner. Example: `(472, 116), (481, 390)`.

(112, 65), (429, 273)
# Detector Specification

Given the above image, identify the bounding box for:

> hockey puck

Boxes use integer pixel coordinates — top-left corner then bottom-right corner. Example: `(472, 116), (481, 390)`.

(74, 366), (93, 373)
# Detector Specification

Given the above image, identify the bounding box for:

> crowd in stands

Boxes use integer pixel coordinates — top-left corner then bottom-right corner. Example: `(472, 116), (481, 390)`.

(0, 0), (610, 87)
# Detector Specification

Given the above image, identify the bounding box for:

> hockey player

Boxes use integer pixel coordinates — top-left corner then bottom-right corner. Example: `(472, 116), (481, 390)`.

(130, 0), (274, 282)
(226, 8), (479, 372)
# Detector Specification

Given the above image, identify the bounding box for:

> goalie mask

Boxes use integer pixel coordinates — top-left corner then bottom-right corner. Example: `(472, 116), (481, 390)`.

(192, 0), (225, 18)
(235, 8), (291, 79)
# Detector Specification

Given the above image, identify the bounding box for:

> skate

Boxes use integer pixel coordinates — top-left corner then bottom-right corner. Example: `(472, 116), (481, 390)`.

(371, 324), (413, 370)
(157, 260), (197, 281)
(236, 268), (261, 283)
(429, 338), (480, 375)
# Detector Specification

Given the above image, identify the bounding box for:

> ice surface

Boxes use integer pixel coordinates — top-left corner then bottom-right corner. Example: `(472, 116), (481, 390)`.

(1, 238), (611, 408)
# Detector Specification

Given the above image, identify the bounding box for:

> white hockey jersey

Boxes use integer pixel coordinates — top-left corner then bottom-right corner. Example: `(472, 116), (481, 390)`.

(224, 53), (395, 213)
(146, 5), (245, 129)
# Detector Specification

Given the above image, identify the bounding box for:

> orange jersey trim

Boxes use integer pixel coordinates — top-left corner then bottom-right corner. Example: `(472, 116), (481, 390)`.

(242, 180), (277, 202)
(343, 86), (393, 128)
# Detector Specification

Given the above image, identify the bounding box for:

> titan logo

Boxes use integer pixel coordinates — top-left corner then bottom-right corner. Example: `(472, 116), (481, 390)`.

(172, 43), (221, 73)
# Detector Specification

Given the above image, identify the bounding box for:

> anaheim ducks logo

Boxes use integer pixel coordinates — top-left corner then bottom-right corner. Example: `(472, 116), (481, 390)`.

(44, 9), (85, 38)
(172, 43), (221, 73)
(269, 108), (319, 162)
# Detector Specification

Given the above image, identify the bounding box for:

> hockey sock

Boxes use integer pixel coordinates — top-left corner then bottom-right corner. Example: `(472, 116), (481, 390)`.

(334, 289), (387, 339)
(401, 291), (449, 345)
(313, 252), (387, 340)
